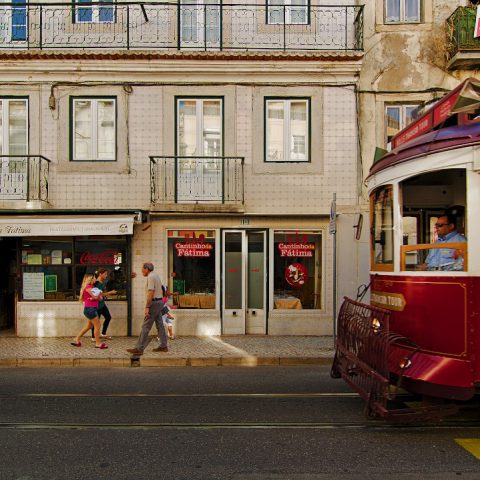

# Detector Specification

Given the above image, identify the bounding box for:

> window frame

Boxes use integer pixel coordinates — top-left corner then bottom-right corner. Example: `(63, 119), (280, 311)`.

(272, 230), (322, 310)
(175, 96), (224, 157)
(264, 97), (311, 163)
(385, 103), (419, 148)
(266, 0), (310, 25)
(10, 0), (28, 41)
(0, 96), (29, 155)
(167, 229), (217, 308)
(72, 0), (116, 24)
(19, 235), (129, 302)
(70, 96), (117, 162)
(370, 185), (395, 272)
(384, 0), (421, 24)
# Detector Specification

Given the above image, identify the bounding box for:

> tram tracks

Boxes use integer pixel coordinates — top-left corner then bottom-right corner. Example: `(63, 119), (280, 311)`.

(1, 392), (480, 430)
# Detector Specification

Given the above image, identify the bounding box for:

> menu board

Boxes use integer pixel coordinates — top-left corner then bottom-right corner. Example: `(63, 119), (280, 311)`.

(44, 275), (58, 293)
(23, 272), (45, 300)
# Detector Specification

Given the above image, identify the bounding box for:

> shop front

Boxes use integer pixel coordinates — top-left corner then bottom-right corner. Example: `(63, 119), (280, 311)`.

(164, 222), (327, 336)
(0, 214), (137, 337)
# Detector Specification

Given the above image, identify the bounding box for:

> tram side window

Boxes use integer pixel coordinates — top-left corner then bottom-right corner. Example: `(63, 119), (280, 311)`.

(371, 186), (394, 271)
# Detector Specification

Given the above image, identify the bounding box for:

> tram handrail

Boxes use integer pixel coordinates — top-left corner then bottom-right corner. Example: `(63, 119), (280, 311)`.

(400, 242), (468, 271)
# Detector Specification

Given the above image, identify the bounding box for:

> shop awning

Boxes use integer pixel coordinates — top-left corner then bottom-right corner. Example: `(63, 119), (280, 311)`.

(0, 214), (137, 237)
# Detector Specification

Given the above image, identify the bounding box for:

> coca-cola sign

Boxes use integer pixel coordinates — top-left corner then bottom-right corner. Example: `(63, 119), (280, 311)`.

(79, 250), (122, 265)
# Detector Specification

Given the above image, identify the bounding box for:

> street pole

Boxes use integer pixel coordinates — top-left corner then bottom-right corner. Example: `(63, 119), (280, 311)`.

(329, 193), (337, 343)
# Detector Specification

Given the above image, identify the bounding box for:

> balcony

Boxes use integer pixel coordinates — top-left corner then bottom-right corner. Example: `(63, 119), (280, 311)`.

(0, 2), (363, 53)
(446, 7), (480, 70)
(0, 155), (50, 202)
(150, 156), (244, 212)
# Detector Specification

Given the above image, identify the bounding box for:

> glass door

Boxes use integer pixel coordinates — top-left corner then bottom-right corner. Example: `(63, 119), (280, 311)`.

(222, 230), (267, 335)
(176, 98), (223, 202)
(246, 231), (266, 334)
(180, 0), (220, 49)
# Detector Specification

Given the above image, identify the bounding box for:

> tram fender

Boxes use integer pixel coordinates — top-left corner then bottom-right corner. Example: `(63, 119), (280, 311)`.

(389, 346), (475, 400)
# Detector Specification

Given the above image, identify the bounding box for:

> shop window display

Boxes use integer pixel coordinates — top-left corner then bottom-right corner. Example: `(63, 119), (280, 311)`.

(273, 231), (322, 309)
(20, 236), (128, 301)
(167, 230), (216, 309)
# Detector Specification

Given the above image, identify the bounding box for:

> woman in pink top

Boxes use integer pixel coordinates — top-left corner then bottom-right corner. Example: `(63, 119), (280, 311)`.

(70, 273), (108, 349)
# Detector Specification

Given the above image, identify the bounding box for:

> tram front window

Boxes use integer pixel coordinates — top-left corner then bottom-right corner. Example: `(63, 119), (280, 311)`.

(371, 185), (394, 271)
(400, 169), (467, 272)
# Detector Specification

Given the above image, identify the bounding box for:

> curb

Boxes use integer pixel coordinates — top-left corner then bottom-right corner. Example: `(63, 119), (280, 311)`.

(0, 356), (334, 368)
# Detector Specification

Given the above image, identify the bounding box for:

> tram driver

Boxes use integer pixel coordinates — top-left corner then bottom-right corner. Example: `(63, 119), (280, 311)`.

(424, 214), (467, 271)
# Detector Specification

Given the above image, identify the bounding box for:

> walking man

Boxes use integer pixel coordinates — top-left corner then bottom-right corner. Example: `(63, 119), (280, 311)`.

(127, 262), (168, 355)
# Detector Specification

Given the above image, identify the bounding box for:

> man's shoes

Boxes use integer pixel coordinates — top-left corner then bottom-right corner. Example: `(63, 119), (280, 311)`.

(152, 346), (169, 352)
(126, 348), (144, 355)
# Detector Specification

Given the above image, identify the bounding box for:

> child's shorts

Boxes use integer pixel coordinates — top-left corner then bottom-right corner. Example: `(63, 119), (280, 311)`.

(163, 316), (174, 326)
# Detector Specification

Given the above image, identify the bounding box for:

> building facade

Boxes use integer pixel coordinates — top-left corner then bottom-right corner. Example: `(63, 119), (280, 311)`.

(356, 0), (480, 298)
(0, 1), (365, 337)
(360, 0), (480, 184)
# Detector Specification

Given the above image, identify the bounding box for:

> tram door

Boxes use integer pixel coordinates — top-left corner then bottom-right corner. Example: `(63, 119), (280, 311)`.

(222, 230), (267, 334)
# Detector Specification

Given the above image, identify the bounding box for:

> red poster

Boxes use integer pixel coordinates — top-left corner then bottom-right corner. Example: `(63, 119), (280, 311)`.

(285, 263), (308, 287)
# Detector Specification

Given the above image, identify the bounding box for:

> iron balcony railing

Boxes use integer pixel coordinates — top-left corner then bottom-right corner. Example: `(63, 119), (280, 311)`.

(446, 6), (480, 61)
(150, 156), (244, 204)
(0, 2), (364, 52)
(0, 155), (50, 202)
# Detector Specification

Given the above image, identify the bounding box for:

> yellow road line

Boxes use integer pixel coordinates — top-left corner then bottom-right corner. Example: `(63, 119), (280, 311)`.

(455, 438), (480, 459)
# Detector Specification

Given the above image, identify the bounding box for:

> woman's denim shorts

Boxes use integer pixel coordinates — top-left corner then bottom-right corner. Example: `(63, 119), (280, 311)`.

(83, 307), (98, 319)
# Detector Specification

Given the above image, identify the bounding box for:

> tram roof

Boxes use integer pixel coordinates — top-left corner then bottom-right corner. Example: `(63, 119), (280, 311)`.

(369, 77), (480, 179)
(368, 122), (480, 178)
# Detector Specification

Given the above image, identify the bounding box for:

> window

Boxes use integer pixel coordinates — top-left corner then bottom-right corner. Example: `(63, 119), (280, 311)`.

(385, 0), (420, 23)
(267, 0), (308, 25)
(180, 0), (220, 44)
(176, 98), (223, 201)
(273, 231), (322, 309)
(11, 0), (27, 40)
(266, 99), (309, 162)
(20, 236), (128, 301)
(177, 98), (222, 157)
(71, 98), (116, 161)
(371, 186), (394, 271)
(74, 0), (115, 23)
(0, 98), (28, 155)
(167, 230), (216, 309)
(385, 104), (418, 147)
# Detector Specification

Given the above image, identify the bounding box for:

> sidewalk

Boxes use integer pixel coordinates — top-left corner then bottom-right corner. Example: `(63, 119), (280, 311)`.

(0, 335), (335, 367)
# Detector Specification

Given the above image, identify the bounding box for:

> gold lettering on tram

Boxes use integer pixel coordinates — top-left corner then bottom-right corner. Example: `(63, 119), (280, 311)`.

(370, 291), (406, 312)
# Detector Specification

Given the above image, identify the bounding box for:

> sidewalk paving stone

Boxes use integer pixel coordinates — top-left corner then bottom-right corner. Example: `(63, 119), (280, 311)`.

(0, 335), (335, 367)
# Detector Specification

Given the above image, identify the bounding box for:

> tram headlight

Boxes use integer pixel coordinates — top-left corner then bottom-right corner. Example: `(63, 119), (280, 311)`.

(371, 318), (381, 333)
(399, 357), (412, 370)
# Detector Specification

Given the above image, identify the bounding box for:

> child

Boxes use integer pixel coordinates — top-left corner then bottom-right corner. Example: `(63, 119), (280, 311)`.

(157, 285), (175, 340)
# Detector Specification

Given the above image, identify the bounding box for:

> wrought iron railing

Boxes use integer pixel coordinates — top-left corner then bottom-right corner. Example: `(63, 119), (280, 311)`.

(0, 155), (50, 201)
(0, 2), (364, 52)
(446, 7), (480, 61)
(150, 156), (244, 204)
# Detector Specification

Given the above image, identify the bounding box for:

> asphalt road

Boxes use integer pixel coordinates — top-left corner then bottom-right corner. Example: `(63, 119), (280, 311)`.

(1, 366), (480, 480)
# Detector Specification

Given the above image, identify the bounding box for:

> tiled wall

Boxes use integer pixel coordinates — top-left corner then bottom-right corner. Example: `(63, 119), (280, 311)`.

(1, 82), (358, 215)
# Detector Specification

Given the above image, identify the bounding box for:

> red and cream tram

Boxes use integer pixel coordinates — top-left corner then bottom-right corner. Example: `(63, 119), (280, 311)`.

(332, 78), (480, 420)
